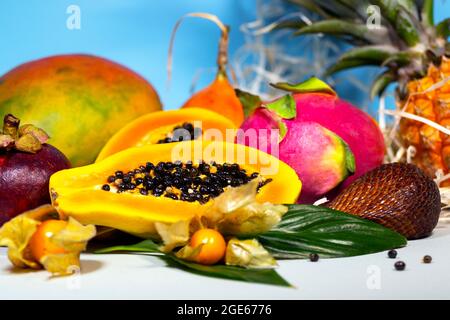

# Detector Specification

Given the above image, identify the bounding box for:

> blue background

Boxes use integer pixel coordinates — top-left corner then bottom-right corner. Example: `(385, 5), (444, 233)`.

(0, 1), (448, 111)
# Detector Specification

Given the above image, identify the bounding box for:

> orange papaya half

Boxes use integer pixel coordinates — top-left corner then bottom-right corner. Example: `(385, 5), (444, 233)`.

(96, 108), (236, 161)
(50, 141), (301, 238)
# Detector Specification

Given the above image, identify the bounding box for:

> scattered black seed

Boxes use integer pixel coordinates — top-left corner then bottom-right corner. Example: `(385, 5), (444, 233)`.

(102, 184), (110, 191)
(388, 249), (397, 259)
(423, 255), (432, 263)
(309, 253), (319, 262)
(165, 193), (178, 200)
(156, 122), (202, 144)
(105, 160), (272, 203)
(395, 261), (406, 271)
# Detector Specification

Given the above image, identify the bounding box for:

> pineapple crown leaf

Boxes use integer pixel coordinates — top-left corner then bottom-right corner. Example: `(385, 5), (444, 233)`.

(293, 19), (390, 44)
(370, 71), (396, 99)
(436, 18), (450, 39)
(280, 0), (449, 97)
(420, 0), (434, 27)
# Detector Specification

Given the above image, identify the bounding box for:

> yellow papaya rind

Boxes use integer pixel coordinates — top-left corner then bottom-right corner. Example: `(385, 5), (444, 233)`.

(96, 108), (237, 162)
(50, 141), (301, 238)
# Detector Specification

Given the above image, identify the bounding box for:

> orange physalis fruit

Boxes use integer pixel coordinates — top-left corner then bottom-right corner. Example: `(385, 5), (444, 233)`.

(190, 228), (226, 265)
(29, 219), (68, 262)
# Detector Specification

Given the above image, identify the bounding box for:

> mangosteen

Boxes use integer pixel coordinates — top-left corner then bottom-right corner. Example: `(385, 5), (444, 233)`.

(0, 114), (70, 226)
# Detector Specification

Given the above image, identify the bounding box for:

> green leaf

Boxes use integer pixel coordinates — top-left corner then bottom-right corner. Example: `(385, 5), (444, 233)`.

(325, 58), (377, 75)
(338, 46), (397, 64)
(420, 0), (434, 27)
(342, 141), (356, 174)
(271, 77), (336, 95)
(293, 19), (388, 44)
(382, 51), (415, 67)
(287, 0), (331, 18)
(370, 71), (396, 99)
(395, 6), (422, 46)
(311, 0), (361, 19)
(165, 256), (291, 287)
(436, 18), (450, 39)
(264, 94), (296, 120)
(278, 121), (288, 142)
(273, 19), (307, 30)
(95, 239), (162, 254)
(235, 89), (262, 118)
(96, 239), (291, 287)
(258, 205), (407, 259)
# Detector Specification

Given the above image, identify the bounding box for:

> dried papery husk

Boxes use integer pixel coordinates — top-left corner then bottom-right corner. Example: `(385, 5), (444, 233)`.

(40, 217), (96, 276)
(153, 181), (284, 266)
(0, 205), (96, 276)
(206, 179), (288, 236)
(225, 238), (277, 269)
(175, 243), (203, 262)
(0, 205), (58, 269)
(155, 219), (191, 253)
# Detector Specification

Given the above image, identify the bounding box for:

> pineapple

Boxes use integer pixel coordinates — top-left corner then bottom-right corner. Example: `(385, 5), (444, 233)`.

(283, 0), (450, 182)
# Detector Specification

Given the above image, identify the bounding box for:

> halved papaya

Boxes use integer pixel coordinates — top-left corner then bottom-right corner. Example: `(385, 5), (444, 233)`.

(50, 141), (301, 238)
(96, 108), (236, 161)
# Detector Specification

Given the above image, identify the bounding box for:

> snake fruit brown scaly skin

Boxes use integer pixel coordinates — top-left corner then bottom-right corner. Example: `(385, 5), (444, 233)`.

(328, 163), (441, 239)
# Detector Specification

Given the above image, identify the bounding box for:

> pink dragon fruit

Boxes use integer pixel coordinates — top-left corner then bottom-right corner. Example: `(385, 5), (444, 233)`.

(237, 78), (385, 203)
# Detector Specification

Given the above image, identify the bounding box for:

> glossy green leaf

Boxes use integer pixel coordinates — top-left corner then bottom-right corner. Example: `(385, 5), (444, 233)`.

(96, 239), (291, 287)
(264, 94), (296, 120)
(166, 256), (291, 287)
(235, 89), (262, 119)
(271, 77), (336, 95)
(95, 239), (161, 254)
(257, 205), (407, 259)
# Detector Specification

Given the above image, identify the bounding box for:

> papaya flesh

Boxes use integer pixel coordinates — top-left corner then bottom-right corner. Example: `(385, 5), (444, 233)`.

(96, 108), (236, 161)
(50, 141), (301, 238)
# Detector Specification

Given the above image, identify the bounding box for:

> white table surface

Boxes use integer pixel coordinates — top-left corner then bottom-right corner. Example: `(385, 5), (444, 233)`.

(2, 221), (450, 300)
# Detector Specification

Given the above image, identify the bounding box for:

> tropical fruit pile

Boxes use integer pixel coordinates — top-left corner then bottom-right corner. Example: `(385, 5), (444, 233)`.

(0, 9), (444, 279)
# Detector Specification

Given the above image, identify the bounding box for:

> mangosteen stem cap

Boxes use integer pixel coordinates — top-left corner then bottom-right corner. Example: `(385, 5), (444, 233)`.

(3, 114), (20, 139)
(0, 114), (49, 153)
